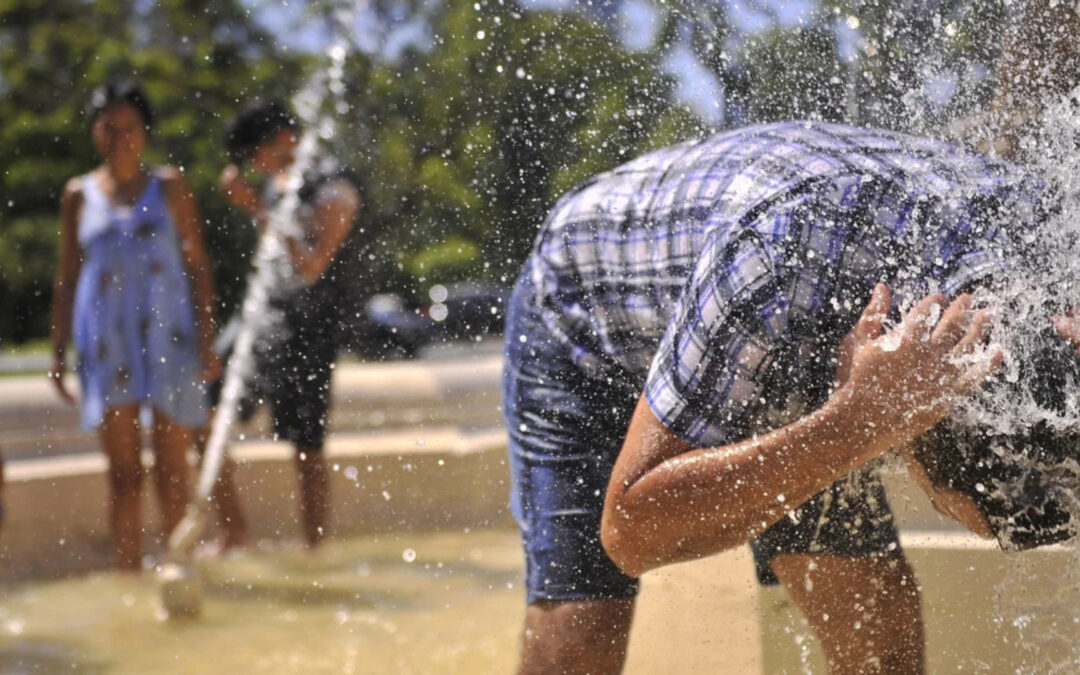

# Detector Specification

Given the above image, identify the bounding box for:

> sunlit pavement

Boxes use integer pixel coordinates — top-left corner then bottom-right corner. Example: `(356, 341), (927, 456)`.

(5, 343), (1080, 671)
(0, 342), (765, 673)
(0, 344), (505, 462)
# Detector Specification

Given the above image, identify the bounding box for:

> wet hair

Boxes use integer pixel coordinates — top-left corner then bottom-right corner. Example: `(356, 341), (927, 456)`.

(913, 326), (1080, 550)
(86, 81), (154, 131)
(224, 100), (298, 164)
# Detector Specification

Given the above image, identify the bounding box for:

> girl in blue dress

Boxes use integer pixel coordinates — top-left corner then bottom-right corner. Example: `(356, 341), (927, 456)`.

(49, 82), (220, 570)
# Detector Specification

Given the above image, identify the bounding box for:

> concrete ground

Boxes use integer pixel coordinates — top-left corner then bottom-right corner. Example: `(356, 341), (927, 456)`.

(4, 349), (1080, 672)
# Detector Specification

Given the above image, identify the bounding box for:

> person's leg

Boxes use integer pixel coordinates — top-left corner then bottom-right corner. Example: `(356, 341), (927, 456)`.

(199, 317), (254, 549)
(150, 409), (192, 538)
(269, 322), (335, 548)
(519, 598), (635, 675)
(752, 469), (924, 675)
(99, 404), (144, 570)
(295, 447), (329, 547)
(502, 269), (641, 673)
(772, 553), (924, 675)
(212, 454), (252, 548)
(194, 423), (252, 550)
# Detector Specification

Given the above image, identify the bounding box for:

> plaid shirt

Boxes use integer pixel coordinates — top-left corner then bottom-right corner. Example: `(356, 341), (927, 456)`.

(525, 121), (1049, 446)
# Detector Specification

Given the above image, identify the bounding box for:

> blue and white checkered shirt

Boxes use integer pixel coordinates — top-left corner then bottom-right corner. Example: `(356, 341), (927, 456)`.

(524, 121), (1049, 446)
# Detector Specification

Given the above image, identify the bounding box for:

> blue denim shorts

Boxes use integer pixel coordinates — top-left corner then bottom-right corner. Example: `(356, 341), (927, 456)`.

(503, 273), (903, 602)
(503, 273), (642, 603)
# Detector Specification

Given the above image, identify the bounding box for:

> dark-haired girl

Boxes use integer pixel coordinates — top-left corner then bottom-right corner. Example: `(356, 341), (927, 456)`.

(49, 82), (220, 570)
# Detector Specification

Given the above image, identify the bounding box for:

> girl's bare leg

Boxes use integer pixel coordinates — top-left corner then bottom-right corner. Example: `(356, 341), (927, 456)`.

(151, 409), (193, 538)
(99, 405), (144, 570)
(296, 448), (329, 548)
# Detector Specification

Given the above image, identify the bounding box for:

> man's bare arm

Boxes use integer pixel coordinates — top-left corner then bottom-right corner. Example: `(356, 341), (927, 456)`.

(286, 179), (359, 284)
(602, 285), (1000, 577)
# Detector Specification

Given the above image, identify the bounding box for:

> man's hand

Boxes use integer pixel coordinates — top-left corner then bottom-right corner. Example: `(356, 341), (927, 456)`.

(48, 350), (77, 406)
(219, 164), (261, 216)
(835, 283), (891, 388)
(838, 283), (1002, 454)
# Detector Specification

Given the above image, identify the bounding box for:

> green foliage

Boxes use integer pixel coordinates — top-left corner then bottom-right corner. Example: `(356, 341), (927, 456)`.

(0, 0), (700, 341)
(662, 0), (1010, 131)
(406, 236), (481, 282)
(348, 1), (703, 290)
(0, 0), (304, 342)
(0, 0), (1021, 345)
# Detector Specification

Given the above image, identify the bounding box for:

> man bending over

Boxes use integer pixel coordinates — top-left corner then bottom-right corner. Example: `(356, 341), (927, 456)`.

(503, 120), (1069, 673)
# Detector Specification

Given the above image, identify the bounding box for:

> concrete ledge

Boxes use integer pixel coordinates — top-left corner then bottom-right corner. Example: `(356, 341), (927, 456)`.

(0, 427), (512, 582)
(0, 355), (504, 462)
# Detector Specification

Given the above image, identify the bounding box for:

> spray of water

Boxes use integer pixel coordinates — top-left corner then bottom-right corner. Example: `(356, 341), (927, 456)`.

(791, 61), (1080, 675)
(971, 87), (1080, 673)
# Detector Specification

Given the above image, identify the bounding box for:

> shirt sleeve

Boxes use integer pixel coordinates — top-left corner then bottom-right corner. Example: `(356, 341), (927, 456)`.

(644, 227), (789, 447)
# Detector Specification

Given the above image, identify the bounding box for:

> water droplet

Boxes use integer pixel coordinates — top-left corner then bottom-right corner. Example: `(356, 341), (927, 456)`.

(878, 332), (903, 352)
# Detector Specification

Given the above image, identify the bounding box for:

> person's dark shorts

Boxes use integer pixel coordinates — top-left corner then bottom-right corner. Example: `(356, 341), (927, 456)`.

(209, 304), (338, 450)
(748, 467), (903, 584)
(503, 271), (904, 603)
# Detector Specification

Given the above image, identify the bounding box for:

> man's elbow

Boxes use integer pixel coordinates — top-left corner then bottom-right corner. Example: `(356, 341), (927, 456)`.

(299, 267), (322, 285)
(293, 255), (326, 284)
(602, 493), (760, 577)
(600, 507), (651, 579)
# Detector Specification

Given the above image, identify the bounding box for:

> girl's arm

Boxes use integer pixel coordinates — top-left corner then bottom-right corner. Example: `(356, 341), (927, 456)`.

(162, 168), (221, 382)
(49, 178), (84, 405)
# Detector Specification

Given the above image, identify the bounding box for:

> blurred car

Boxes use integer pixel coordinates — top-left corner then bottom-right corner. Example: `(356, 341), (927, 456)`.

(355, 281), (509, 359)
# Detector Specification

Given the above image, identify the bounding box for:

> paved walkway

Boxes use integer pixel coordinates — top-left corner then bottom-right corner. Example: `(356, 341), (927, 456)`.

(0, 354), (503, 461)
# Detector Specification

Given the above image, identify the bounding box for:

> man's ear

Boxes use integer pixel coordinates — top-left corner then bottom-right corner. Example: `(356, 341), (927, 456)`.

(1051, 313), (1080, 357)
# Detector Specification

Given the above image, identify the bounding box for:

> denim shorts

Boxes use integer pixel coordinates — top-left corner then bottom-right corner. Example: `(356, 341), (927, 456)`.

(503, 273), (903, 602)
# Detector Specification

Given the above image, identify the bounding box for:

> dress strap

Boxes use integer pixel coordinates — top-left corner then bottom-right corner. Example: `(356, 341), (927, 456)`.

(76, 172), (113, 246)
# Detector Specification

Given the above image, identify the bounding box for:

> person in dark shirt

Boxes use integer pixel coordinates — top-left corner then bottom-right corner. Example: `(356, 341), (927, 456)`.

(205, 101), (361, 549)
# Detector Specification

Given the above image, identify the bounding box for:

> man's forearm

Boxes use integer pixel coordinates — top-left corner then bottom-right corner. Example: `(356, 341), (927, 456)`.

(603, 389), (888, 576)
(285, 238), (322, 283)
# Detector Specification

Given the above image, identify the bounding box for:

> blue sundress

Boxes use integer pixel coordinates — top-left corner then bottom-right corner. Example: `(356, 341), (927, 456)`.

(72, 169), (208, 430)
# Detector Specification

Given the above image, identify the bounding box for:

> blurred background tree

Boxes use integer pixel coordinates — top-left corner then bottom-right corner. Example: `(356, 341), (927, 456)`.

(657, 0), (1010, 129)
(349, 0), (702, 290)
(0, 0), (1024, 346)
(0, 0), (303, 343)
